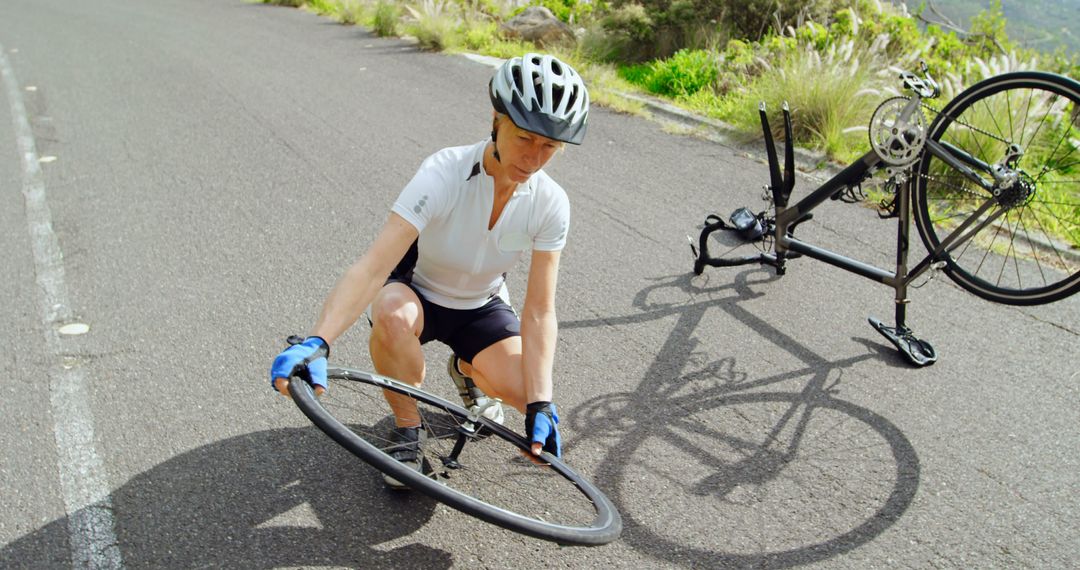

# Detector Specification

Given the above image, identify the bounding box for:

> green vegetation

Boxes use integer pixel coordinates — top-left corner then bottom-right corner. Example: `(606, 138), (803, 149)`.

(925, 85), (1080, 249)
(372, 1), (400, 36)
(272, 0), (1075, 154)
(898, 0), (1080, 53)
(267, 0), (1077, 246)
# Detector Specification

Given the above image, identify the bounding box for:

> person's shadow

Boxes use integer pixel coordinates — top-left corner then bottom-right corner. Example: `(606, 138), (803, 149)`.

(0, 427), (451, 569)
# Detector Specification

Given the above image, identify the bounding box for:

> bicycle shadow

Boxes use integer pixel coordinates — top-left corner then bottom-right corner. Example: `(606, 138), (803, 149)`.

(562, 270), (921, 568)
(0, 427), (451, 570)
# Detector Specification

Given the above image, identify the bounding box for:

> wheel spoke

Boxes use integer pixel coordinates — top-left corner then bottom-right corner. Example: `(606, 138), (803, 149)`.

(290, 370), (620, 545)
(914, 75), (1080, 303)
(1016, 204), (1052, 285)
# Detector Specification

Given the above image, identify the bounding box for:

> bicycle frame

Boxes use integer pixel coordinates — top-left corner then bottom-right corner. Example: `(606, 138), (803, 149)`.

(693, 69), (1080, 365)
(772, 140), (1009, 331)
(691, 88), (1010, 365)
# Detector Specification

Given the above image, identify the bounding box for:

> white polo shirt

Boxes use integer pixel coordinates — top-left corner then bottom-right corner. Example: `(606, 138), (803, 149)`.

(391, 140), (570, 310)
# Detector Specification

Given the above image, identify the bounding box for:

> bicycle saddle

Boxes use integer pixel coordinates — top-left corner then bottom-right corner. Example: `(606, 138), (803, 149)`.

(900, 71), (940, 99)
(869, 317), (938, 367)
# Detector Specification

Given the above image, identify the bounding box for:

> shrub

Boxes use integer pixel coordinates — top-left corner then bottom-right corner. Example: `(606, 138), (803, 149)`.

(408, 18), (458, 51)
(794, 21), (829, 51)
(306, 0), (335, 14)
(593, 3), (655, 61)
(461, 21), (499, 51)
(336, 0), (367, 25)
(726, 40), (886, 160)
(405, 0), (460, 51)
(534, 0), (602, 24)
(968, 0), (1013, 55)
(372, 1), (400, 37)
(643, 48), (718, 98)
(467, 0), (519, 21)
(600, 0), (843, 60)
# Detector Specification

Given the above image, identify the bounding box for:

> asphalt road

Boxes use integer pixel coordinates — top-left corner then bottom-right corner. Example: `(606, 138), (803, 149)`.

(1, 0), (1078, 568)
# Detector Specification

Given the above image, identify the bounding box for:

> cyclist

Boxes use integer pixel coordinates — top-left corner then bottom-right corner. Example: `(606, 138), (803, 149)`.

(270, 53), (589, 489)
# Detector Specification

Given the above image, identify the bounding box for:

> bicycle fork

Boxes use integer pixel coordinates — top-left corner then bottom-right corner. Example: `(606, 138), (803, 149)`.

(691, 103), (799, 275)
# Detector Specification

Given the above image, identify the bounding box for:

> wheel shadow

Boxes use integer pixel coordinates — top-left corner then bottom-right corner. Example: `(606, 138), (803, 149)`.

(562, 269), (921, 568)
(0, 427), (451, 570)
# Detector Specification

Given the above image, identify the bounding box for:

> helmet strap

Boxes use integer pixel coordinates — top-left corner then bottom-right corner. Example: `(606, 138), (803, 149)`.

(491, 122), (501, 162)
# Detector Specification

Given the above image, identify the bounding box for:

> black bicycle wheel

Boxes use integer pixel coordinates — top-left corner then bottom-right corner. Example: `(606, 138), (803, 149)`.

(288, 366), (621, 546)
(912, 71), (1080, 305)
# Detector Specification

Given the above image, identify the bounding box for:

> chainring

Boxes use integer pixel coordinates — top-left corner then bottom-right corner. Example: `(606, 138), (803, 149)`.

(869, 96), (928, 167)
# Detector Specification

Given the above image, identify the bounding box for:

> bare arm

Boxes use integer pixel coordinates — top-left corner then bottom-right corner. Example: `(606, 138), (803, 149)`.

(520, 249), (561, 404)
(310, 212), (419, 344)
(274, 213), (417, 397)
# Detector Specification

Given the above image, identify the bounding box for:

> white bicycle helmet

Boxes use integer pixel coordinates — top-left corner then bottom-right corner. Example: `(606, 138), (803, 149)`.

(489, 53), (589, 145)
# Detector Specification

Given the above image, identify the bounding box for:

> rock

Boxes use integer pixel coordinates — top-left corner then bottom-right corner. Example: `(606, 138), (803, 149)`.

(499, 7), (576, 46)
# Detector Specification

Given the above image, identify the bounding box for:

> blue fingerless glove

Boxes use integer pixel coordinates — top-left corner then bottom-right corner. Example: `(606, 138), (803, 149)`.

(525, 401), (561, 457)
(269, 336), (329, 392)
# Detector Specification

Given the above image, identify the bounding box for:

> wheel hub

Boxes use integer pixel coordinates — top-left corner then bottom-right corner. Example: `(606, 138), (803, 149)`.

(994, 171), (1036, 209)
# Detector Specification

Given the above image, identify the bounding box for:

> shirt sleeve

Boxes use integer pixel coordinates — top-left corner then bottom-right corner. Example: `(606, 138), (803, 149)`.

(532, 183), (570, 252)
(391, 151), (453, 232)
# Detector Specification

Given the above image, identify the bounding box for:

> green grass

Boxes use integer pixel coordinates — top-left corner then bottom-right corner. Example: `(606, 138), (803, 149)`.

(372, 1), (399, 37)
(717, 44), (884, 162)
(257, 0), (1077, 247)
(404, 0), (458, 50)
(335, 0), (367, 25)
(928, 86), (1079, 250)
(641, 49), (717, 99)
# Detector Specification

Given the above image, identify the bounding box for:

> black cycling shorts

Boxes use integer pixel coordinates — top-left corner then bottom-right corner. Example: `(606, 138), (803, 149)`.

(385, 280), (520, 363)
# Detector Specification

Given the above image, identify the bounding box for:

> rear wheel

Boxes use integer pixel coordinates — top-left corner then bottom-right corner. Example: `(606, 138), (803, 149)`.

(912, 71), (1080, 305)
(288, 366), (621, 546)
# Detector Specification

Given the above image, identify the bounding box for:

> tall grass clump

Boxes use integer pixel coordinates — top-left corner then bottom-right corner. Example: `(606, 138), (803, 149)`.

(305, 0), (336, 15)
(372, 1), (400, 37)
(304, 0), (368, 24)
(405, 0), (459, 51)
(726, 40), (886, 160)
(460, 20), (498, 51)
(335, 0), (367, 25)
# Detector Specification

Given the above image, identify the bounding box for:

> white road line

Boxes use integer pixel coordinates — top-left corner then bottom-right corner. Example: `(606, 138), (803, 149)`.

(1, 45), (123, 569)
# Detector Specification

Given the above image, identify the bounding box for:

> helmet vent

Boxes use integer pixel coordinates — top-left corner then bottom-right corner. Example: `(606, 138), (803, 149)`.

(531, 71), (545, 107)
(564, 85), (577, 112)
(552, 84), (565, 112)
(511, 67), (523, 91)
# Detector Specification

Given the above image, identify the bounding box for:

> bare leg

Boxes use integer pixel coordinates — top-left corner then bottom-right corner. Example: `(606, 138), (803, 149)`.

(369, 283), (426, 428)
(459, 336), (528, 413)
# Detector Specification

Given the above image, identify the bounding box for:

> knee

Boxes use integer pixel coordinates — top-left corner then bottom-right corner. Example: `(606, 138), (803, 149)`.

(370, 301), (421, 350)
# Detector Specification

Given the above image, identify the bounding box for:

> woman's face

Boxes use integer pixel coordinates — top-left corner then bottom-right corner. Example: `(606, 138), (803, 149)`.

(495, 116), (563, 183)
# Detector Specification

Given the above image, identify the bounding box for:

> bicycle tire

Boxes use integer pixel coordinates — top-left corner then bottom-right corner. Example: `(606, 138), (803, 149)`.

(912, 71), (1080, 305)
(288, 366), (622, 546)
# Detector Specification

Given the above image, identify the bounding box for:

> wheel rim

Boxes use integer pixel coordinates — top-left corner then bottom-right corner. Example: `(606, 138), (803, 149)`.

(291, 368), (620, 545)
